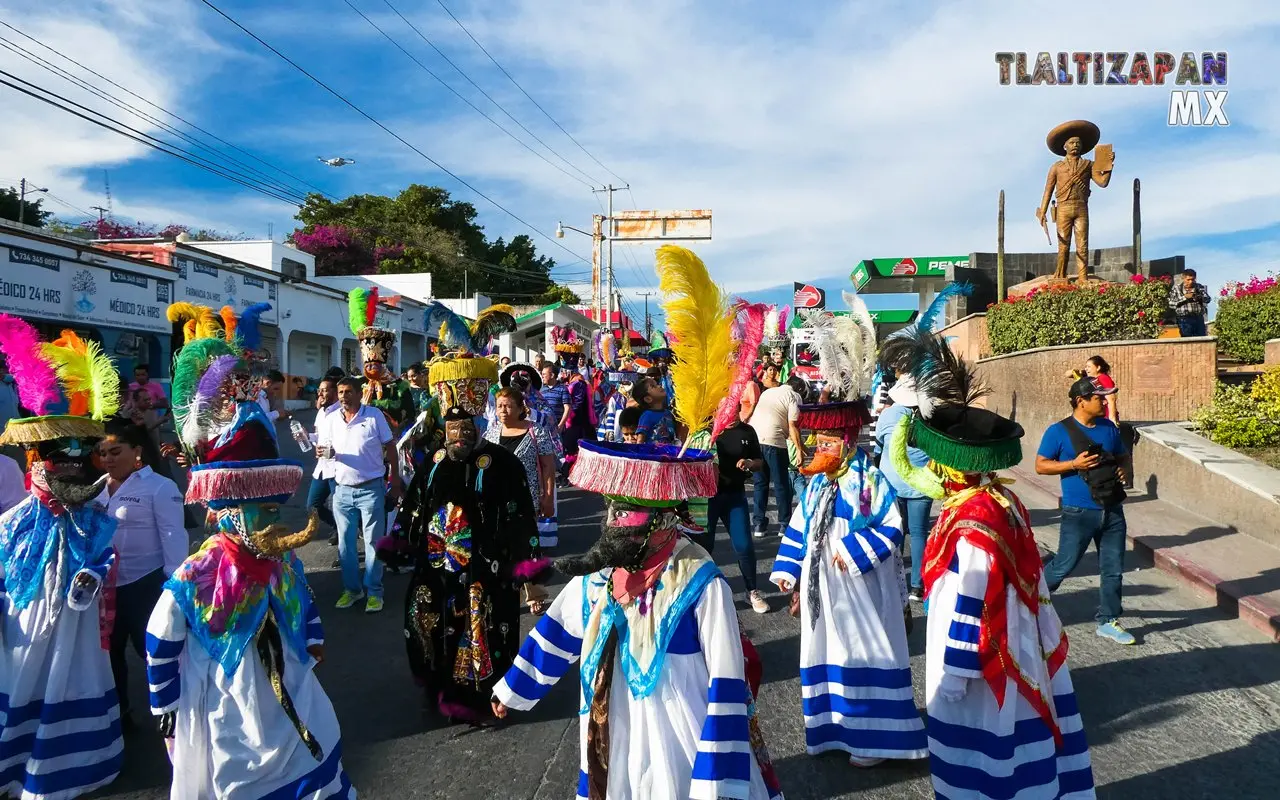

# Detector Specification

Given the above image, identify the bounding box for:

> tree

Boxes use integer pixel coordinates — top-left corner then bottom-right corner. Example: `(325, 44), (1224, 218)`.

(290, 184), (559, 303)
(536, 284), (582, 305)
(0, 186), (51, 227)
(75, 218), (249, 241)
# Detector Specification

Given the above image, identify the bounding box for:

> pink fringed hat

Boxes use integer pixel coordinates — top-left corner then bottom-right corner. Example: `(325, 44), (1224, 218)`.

(569, 440), (717, 507)
(797, 400), (871, 437)
(184, 406), (302, 509)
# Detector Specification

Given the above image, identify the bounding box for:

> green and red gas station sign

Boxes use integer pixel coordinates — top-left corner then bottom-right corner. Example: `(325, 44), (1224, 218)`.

(789, 308), (917, 329)
(851, 256), (969, 290)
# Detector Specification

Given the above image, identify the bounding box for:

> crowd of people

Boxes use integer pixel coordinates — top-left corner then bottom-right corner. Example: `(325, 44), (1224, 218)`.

(0, 259), (1119, 799)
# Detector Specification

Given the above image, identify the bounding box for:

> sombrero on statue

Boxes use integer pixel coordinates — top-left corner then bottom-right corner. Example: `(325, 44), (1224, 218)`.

(1046, 119), (1100, 156)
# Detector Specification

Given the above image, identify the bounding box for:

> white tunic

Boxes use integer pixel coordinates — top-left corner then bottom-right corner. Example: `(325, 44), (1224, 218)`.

(0, 499), (122, 800)
(146, 589), (354, 799)
(495, 548), (781, 800)
(768, 456), (928, 761)
(926, 540), (1095, 799)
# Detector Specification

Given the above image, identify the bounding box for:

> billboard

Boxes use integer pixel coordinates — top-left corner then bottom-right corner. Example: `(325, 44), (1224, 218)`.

(792, 282), (826, 309)
(852, 256), (969, 290)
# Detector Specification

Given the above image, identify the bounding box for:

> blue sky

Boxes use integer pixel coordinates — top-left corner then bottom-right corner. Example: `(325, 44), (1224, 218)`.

(1, 0), (1277, 328)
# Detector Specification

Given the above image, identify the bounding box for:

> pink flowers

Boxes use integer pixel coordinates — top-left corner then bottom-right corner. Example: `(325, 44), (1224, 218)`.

(1137, 310), (1146, 318)
(1130, 274), (1146, 284)
(1220, 273), (1279, 300)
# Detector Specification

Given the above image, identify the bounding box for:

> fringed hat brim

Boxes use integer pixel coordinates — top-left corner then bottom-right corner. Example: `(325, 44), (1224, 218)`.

(796, 401), (870, 433)
(910, 416), (1023, 473)
(0, 415), (104, 446)
(554, 344), (585, 353)
(186, 459), (304, 505)
(429, 356), (499, 385)
(570, 440), (717, 501)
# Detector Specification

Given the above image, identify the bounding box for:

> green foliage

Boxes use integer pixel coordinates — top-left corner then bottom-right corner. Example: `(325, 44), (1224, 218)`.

(986, 278), (1168, 355)
(536, 284), (582, 305)
(1192, 368), (1280, 450)
(1214, 284), (1280, 364)
(291, 185), (560, 304)
(0, 186), (51, 227)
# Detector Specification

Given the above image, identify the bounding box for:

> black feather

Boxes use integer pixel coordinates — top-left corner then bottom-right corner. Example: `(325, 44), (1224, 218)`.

(877, 335), (916, 377)
(904, 326), (989, 409)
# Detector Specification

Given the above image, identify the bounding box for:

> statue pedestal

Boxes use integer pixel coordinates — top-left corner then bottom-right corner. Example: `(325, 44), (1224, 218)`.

(1007, 273), (1114, 301)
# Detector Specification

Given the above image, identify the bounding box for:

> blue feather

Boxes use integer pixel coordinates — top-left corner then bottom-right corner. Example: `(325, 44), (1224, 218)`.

(238, 303), (272, 352)
(424, 302), (472, 351)
(916, 282), (973, 335)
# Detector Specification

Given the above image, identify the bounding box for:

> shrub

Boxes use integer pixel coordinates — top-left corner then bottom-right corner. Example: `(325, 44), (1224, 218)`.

(1214, 274), (1280, 363)
(1192, 368), (1280, 450)
(986, 276), (1168, 355)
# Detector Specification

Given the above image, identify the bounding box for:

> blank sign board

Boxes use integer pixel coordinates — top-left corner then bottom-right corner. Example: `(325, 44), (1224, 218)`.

(611, 209), (712, 241)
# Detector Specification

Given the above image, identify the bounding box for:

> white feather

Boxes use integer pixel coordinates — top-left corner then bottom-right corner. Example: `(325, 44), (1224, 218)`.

(843, 291), (878, 398)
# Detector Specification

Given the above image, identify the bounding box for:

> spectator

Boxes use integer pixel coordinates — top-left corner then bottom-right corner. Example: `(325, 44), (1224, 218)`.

(499, 356), (512, 368)
(307, 377), (341, 544)
(404, 362), (432, 411)
(1168, 269), (1211, 338)
(1035, 376), (1135, 646)
(318, 376), (399, 614)
(748, 375), (806, 537)
(631, 377), (676, 445)
(97, 419), (188, 729)
(129, 387), (164, 450)
(699, 417), (769, 614)
(618, 405), (643, 443)
(257, 369), (289, 422)
(873, 376), (931, 601)
(1083, 355), (1118, 422)
(129, 364), (169, 411)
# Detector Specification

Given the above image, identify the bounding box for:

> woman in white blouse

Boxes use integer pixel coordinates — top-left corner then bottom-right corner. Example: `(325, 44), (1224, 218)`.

(98, 420), (189, 729)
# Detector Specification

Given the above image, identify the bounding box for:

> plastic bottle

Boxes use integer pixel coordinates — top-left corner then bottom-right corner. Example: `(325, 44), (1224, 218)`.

(290, 419), (314, 452)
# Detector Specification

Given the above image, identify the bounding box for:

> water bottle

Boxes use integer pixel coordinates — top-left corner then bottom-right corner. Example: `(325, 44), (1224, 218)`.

(290, 419), (313, 452)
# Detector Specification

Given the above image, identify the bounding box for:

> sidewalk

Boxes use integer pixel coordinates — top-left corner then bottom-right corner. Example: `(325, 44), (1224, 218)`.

(1009, 464), (1280, 643)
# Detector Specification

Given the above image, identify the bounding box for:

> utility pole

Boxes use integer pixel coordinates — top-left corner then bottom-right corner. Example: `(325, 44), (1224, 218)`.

(1132, 178), (1142, 273)
(997, 189), (1006, 302)
(90, 206), (108, 222)
(592, 184), (630, 331)
(637, 291), (656, 342)
(18, 179), (47, 227)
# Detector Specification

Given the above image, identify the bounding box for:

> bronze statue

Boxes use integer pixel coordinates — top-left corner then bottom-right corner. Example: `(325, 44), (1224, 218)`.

(1036, 120), (1115, 283)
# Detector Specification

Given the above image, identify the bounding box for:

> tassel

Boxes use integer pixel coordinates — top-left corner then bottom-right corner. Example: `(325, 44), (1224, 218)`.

(256, 611), (323, 761)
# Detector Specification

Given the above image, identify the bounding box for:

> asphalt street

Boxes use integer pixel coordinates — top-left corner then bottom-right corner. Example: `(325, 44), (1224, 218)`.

(94, 466), (1280, 800)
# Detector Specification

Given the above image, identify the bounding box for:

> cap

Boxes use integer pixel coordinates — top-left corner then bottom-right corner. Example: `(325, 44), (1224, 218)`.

(1069, 376), (1117, 401)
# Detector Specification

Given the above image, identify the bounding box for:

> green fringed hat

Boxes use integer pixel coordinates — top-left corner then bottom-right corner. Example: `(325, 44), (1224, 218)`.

(909, 405), (1023, 473)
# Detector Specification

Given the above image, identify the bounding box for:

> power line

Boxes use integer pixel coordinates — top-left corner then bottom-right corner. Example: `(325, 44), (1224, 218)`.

(0, 72), (305, 206)
(341, 0), (594, 191)
(196, 0), (590, 268)
(0, 20), (334, 201)
(434, 0), (629, 186)
(378, 0), (604, 186)
(0, 35), (312, 204)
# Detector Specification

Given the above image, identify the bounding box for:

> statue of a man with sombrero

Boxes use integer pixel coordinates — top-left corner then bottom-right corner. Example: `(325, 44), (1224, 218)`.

(1035, 119), (1115, 284)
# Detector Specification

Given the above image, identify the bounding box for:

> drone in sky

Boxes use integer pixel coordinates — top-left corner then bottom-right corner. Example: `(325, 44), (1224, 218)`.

(318, 156), (356, 167)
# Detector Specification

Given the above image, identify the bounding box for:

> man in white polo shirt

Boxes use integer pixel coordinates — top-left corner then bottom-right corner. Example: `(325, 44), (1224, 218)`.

(319, 376), (400, 613)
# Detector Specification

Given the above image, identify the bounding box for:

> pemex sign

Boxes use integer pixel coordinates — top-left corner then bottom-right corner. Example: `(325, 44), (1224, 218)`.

(852, 256), (968, 290)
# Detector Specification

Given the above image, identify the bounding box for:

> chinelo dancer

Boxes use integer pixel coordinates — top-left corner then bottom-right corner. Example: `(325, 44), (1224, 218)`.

(768, 292), (927, 769)
(887, 326), (1095, 799)
(424, 301), (518, 437)
(491, 245), (784, 800)
(347, 287), (416, 430)
(0, 316), (124, 799)
(146, 303), (355, 798)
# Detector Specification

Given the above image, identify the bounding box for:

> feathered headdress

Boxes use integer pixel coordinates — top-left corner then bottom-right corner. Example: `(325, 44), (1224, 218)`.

(878, 281), (974, 377)
(763, 305), (791, 349)
(171, 336), (240, 444)
(468, 304), (516, 354)
(40, 331), (120, 421)
(802, 293), (876, 402)
(347, 287), (380, 337)
(425, 302), (516, 355)
(167, 302), (222, 344)
(219, 306), (238, 344)
(656, 245), (734, 452)
(711, 301), (767, 441)
(0, 314), (59, 417)
(551, 325), (584, 354)
(237, 302), (272, 355)
(842, 290), (877, 397)
(426, 301), (472, 352)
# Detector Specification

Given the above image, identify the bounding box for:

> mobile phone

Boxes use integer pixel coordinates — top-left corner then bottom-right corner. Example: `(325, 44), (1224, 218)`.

(1085, 444), (1103, 458)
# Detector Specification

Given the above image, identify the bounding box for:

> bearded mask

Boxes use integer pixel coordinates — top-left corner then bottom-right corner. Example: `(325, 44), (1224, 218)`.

(31, 437), (106, 507)
(553, 501), (665, 576)
(444, 417), (478, 462)
(219, 503), (319, 559)
(435, 378), (491, 417)
(799, 431), (849, 477)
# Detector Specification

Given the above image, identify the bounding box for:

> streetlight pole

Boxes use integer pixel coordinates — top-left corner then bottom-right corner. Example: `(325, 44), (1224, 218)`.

(18, 178), (48, 227)
(606, 184), (614, 331)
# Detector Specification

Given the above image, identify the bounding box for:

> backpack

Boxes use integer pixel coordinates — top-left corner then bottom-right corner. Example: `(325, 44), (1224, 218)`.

(1059, 417), (1127, 507)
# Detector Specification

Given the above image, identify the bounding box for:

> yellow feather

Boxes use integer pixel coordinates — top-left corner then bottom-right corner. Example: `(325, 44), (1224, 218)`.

(167, 302), (221, 343)
(39, 338), (120, 421)
(655, 245), (734, 446)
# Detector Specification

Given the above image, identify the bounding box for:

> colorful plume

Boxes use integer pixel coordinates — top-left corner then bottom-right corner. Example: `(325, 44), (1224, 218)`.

(468, 304), (516, 353)
(917, 282), (973, 335)
(712, 301), (767, 441)
(347, 288), (373, 337)
(40, 332), (120, 421)
(655, 245), (734, 449)
(167, 302), (221, 343)
(238, 303), (272, 353)
(0, 314), (59, 416)
(425, 301), (472, 352)
(184, 354), (240, 449)
(47, 331), (90, 416)
(778, 305), (790, 336)
(366, 287), (379, 330)
(219, 306), (238, 344)
(171, 337), (240, 435)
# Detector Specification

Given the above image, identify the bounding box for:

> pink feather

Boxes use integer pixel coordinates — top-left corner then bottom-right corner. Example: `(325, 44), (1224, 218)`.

(711, 302), (768, 440)
(777, 305), (790, 336)
(0, 314), (59, 416)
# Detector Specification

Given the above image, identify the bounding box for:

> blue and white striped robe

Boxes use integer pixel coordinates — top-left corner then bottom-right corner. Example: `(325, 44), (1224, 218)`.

(926, 539), (1095, 799)
(0, 500), (122, 800)
(495, 542), (781, 800)
(146, 588), (355, 799)
(769, 451), (928, 762)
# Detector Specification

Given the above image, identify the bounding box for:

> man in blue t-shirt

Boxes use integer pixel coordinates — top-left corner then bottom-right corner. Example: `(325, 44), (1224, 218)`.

(1035, 376), (1135, 646)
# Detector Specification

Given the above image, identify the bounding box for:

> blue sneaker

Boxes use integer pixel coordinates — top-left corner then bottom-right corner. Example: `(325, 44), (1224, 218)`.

(1096, 621), (1136, 645)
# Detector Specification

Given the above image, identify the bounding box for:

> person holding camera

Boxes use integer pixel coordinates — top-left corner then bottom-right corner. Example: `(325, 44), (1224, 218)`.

(1035, 376), (1135, 646)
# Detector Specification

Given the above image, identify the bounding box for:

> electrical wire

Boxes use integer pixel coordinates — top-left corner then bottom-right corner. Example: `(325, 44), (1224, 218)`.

(196, 0), (590, 269)
(0, 36), (312, 204)
(341, 0), (593, 191)
(379, 0), (603, 187)
(0, 72), (304, 205)
(0, 20), (334, 201)
(434, 0), (629, 186)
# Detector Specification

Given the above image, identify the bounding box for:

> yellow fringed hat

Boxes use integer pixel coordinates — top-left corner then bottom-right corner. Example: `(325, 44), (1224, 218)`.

(428, 354), (499, 385)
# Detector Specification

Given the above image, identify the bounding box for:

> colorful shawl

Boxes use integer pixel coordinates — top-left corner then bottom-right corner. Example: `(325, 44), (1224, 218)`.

(166, 533), (312, 676)
(0, 494), (116, 612)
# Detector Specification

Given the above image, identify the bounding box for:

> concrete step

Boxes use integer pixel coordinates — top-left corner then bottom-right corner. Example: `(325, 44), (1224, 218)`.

(1011, 465), (1280, 642)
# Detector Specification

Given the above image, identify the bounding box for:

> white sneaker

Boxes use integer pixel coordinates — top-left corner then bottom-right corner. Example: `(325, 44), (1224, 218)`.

(849, 755), (886, 768)
(748, 590), (769, 614)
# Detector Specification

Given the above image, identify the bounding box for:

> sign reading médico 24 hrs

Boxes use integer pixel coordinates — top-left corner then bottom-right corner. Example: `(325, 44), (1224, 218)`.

(995, 51), (1228, 128)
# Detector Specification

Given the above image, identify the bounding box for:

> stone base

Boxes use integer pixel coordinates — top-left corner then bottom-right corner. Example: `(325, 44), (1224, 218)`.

(1006, 273), (1115, 300)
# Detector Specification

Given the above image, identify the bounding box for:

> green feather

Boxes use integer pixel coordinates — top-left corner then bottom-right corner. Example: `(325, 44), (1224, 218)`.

(891, 415), (944, 500)
(348, 288), (369, 337)
(171, 337), (239, 431)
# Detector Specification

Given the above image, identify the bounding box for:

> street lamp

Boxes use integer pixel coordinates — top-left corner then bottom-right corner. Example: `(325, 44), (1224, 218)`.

(556, 221), (591, 239)
(555, 222), (564, 239)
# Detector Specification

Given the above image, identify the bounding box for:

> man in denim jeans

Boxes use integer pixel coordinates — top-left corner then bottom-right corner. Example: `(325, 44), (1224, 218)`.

(1035, 376), (1135, 645)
